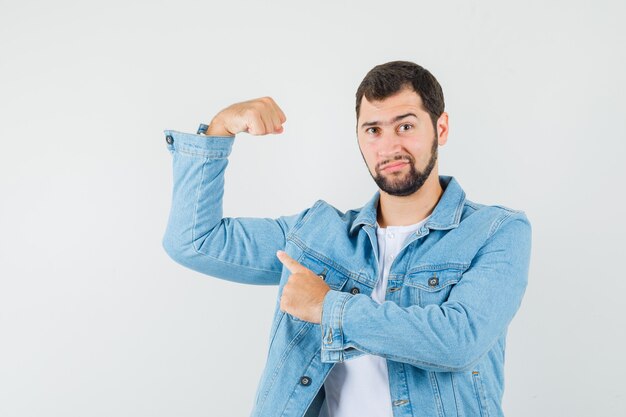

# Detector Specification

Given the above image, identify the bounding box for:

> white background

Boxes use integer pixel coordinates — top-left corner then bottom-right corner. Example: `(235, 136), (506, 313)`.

(1, 0), (625, 416)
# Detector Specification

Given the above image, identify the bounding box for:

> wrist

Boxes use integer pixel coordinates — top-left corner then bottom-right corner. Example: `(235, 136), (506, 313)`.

(205, 116), (235, 136)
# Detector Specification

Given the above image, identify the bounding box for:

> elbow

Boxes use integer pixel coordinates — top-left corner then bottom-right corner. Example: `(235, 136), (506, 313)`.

(419, 344), (483, 372)
(428, 324), (489, 372)
(162, 232), (191, 266)
(427, 307), (494, 372)
(161, 233), (214, 276)
(439, 349), (483, 372)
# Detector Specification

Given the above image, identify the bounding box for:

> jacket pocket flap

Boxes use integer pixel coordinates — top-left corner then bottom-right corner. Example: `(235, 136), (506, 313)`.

(297, 252), (349, 291)
(404, 268), (462, 292)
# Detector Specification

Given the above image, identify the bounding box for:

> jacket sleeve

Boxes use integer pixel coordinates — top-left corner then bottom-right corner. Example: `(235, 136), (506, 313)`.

(319, 211), (532, 372)
(161, 130), (311, 286)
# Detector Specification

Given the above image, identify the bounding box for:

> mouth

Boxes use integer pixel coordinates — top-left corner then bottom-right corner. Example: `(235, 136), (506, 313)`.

(380, 160), (410, 172)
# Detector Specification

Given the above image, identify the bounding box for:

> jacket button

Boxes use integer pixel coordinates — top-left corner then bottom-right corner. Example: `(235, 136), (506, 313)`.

(197, 123), (209, 135)
(428, 276), (439, 287)
(300, 376), (312, 386)
(350, 287), (360, 295)
(165, 134), (174, 144)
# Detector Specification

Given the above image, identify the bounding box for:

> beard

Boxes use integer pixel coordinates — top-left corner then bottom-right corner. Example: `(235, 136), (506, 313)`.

(367, 134), (438, 197)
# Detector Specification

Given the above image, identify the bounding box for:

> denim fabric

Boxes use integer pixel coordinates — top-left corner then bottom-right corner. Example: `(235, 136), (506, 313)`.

(162, 130), (532, 417)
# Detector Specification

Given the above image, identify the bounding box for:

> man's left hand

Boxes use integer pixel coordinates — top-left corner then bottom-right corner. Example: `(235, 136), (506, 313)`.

(276, 250), (331, 324)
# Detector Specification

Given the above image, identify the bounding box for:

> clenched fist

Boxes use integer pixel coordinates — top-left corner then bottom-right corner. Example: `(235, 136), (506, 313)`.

(206, 96), (287, 136)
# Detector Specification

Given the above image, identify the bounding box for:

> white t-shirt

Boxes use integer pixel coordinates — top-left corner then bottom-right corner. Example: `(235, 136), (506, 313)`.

(320, 215), (430, 417)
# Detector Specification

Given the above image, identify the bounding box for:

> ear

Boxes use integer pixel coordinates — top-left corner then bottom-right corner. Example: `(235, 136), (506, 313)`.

(436, 112), (449, 146)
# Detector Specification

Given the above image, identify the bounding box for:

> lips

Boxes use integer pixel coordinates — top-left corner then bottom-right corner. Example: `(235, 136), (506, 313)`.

(381, 160), (410, 171)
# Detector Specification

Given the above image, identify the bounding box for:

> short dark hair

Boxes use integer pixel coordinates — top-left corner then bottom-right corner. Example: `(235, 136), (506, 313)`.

(355, 60), (445, 130)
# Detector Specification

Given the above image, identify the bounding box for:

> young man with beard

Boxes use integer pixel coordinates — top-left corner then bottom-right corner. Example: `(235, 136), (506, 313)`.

(162, 60), (532, 417)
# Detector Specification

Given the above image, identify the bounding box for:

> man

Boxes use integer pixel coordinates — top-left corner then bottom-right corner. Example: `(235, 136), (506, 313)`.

(162, 60), (532, 417)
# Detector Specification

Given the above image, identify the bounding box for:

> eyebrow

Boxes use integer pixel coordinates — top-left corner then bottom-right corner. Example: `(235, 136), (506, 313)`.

(360, 112), (418, 129)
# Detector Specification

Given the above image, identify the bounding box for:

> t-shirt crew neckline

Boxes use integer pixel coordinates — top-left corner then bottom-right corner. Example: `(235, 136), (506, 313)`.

(375, 215), (431, 232)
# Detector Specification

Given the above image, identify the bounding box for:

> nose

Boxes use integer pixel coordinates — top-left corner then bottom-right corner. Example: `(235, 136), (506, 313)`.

(377, 131), (404, 159)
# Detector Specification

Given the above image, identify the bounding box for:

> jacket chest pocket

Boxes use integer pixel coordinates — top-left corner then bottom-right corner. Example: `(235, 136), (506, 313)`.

(284, 252), (350, 322)
(402, 268), (462, 307)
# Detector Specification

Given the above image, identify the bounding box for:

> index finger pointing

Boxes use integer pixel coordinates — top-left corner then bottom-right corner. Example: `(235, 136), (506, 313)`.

(276, 250), (306, 273)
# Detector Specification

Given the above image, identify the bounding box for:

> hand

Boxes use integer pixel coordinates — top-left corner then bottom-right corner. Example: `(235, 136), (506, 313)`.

(276, 250), (331, 324)
(206, 96), (287, 136)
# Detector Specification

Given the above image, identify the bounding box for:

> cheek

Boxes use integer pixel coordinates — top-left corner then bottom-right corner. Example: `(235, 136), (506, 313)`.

(404, 138), (429, 157)
(364, 150), (379, 172)
(358, 141), (376, 163)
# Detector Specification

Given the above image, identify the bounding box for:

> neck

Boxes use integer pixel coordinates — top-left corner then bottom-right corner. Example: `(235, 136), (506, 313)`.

(376, 172), (443, 228)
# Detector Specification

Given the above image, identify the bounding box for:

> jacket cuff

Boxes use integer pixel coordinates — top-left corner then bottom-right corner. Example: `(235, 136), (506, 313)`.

(163, 129), (235, 158)
(320, 289), (354, 363)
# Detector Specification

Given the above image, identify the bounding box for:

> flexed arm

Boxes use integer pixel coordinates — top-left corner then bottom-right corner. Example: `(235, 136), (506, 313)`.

(162, 97), (310, 285)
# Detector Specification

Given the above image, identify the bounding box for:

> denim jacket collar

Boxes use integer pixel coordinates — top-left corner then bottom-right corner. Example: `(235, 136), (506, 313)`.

(349, 175), (466, 235)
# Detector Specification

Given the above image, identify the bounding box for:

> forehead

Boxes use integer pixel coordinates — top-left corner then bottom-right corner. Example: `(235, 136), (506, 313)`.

(358, 87), (427, 122)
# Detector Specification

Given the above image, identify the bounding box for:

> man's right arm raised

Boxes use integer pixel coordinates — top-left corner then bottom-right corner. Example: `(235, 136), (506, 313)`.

(162, 97), (306, 286)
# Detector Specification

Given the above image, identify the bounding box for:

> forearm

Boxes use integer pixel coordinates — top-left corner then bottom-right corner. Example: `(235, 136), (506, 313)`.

(161, 129), (312, 285)
(320, 292), (497, 372)
(320, 214), (532, 372)
(161, 130), (244, 275)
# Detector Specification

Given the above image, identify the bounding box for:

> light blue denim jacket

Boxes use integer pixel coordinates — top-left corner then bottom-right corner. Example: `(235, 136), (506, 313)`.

(161, 130), (532, 417)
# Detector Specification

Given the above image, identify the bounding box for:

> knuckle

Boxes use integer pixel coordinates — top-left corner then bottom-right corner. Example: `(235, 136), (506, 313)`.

(243, 108), (258, 118)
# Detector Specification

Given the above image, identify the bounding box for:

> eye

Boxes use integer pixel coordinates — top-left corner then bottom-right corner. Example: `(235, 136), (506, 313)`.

(398, 123), (413, 132)
(365, 127), (379, 135)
